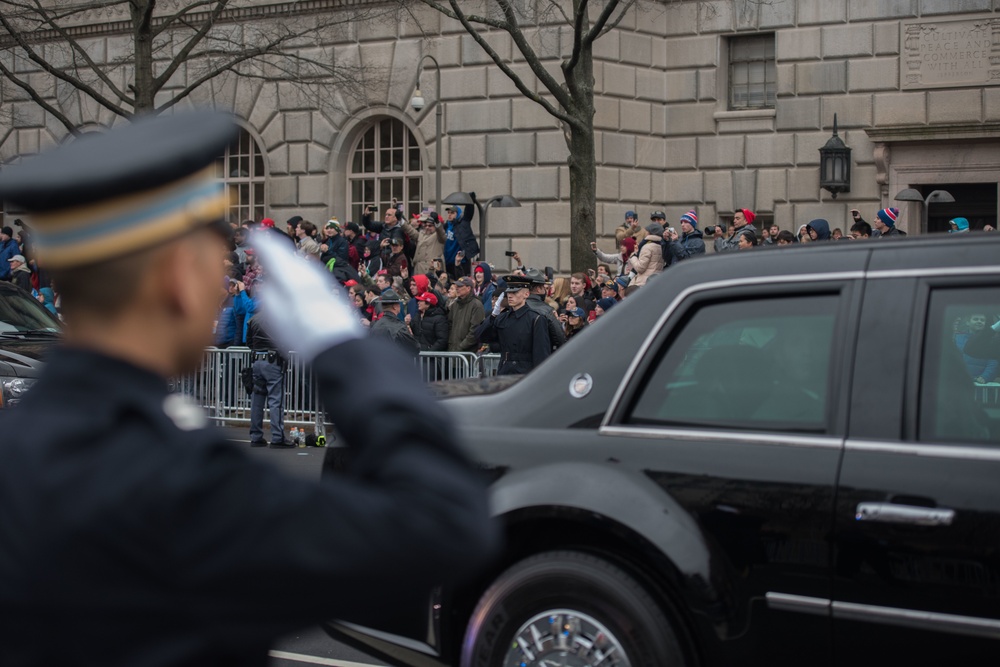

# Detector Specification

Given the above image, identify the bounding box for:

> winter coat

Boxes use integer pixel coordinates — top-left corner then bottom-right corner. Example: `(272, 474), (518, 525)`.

(628, 235), (665, 286)
(370, 313), (419, 355)
(665, 229), (706, 265)
(445, 205), (480, 265)
(297, 235), (322, 259)
(807, 219), (832, 241)
(473, 262), (496, 312)
(0, 239), (18, 281)
(593, 247), (625, 276)
(414, 305), (450, 352)
(715, 225), (757, 253)
(448, 293), (485, 352)
(9, 264), (32, 294)
(319, 234), (350, 270)
(414, 224), (446, 276)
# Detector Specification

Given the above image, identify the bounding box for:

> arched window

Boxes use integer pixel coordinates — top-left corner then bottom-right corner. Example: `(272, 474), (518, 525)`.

(348, 118), (423, 224)
(215, 127), (266, 223)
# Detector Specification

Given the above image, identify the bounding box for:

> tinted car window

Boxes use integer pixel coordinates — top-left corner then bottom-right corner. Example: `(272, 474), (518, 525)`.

(628, 295), (839, 432)
(919, 287), (1000, 443)
(0, 286), (59, 333)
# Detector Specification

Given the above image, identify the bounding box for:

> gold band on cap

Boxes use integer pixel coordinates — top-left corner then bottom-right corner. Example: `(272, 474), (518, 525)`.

(30, 166), (229, 268)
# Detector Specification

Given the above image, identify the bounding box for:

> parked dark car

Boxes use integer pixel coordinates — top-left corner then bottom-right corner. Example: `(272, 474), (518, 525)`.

(324, 234), (1000, 666)
(0, 281), (60, 407)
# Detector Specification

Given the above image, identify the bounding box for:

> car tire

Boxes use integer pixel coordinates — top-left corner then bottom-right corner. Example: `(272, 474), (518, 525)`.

(460, 550), (686, 667)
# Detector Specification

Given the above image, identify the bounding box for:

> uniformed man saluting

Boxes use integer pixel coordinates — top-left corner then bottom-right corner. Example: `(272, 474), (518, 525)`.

(478, 274), (552, 375)
(0, 112), (499, 666)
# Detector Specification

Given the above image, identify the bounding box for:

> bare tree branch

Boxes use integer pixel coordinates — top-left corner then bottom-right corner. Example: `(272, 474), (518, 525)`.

(152, 0), (229, 91)
(26, 0), (132, 105)
(0, 57), (80, 135)
(0, 11), (130, 116)
(564, 0), (590, 76)
(592, 0), (637, 40)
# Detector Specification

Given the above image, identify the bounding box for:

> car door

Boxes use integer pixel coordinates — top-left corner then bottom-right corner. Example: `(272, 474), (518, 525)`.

(833, 272), (1000, 665)
(602, 277), (862, 666)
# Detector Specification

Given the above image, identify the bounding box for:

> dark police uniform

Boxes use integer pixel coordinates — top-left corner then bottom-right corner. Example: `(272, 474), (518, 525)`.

(246, 312), (288, 446)
(369, 289), (419, 355)
(522, 268), (567, 351)
(0, 112), (499, 667)
(478, 275), (552, 375)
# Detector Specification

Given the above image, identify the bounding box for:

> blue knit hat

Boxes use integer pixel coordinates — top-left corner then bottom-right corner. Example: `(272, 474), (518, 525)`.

(680, 209), (698, 228)
(597, 297), (617, 312)
(876, 207), (899, 227)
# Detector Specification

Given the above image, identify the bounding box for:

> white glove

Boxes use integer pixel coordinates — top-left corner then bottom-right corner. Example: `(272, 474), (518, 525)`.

(492, 293), (505, 317)
(251, 232), (364, 364)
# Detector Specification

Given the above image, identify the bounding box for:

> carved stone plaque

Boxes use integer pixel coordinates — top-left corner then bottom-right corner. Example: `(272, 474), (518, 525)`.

(901, 16), (1000, 90)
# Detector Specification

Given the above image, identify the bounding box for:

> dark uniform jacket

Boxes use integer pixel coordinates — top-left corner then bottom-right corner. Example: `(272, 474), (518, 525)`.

(478, 305), (552, 375)
(525, 294), (567, 350)
(370, 313), (419, 355)
(0, 341), (498, 666)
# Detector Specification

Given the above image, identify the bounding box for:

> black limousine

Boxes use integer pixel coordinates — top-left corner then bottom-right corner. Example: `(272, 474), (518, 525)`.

(325, 233), (1000, 667)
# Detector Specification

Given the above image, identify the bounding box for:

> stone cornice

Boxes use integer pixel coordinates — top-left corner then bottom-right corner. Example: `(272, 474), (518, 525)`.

(0, 0), (376, 45)
(866, 122), (1000, 143)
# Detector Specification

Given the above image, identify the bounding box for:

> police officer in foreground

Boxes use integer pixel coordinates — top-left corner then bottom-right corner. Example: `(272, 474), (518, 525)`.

(0, 112), (499, 666)
(478, 274), (552, 375)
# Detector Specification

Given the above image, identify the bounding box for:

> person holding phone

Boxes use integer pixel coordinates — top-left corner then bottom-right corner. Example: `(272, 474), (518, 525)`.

(443, 197), (480, 279)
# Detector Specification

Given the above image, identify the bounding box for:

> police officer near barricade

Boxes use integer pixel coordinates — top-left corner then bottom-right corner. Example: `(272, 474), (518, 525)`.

(0, 111), (498, 666)
(523, 267), (567, 351)
(478, 274), (552, 375)
(246, 310), (291, 447)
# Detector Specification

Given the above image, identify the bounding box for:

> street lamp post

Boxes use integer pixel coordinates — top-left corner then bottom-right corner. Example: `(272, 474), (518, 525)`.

(894, 187), (955, 233)
(410, 55), (442, 214)
(443, 191), (521, 263)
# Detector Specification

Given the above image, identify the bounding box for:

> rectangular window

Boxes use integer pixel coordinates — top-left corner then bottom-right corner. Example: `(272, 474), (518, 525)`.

(628, 295), (840, 433)
(729, 34), (775, 111)
(919, 287), (1000, 444)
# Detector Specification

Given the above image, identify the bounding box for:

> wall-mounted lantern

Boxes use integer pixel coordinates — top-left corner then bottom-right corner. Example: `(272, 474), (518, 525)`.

(819, 114), (851, 199)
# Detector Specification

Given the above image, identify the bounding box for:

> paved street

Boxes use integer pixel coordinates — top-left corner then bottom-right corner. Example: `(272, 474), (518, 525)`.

(225, 427), (388, 667)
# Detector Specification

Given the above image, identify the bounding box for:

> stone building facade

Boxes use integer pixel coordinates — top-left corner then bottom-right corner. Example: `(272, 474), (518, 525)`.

(1, 0), (998, 270)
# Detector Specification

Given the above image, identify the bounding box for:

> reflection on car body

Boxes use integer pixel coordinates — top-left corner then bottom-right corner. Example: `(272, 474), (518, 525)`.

(323, 234), (1000, 667)
(0, 282), (60, 407)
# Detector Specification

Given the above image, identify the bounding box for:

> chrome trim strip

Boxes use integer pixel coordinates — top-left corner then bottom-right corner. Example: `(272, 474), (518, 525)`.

(599, 425), (843, 450)
(833, 601), (1000, 641)
(600, 271), (865, 429)
(766, 594), (1000, 640)
(846, 439), (1000, 462)
(867, 265), (1000, 280)
(765, 593), (831, 616)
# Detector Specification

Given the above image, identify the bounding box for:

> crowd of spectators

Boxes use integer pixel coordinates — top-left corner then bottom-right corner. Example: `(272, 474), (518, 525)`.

(3, 199), (998, 386)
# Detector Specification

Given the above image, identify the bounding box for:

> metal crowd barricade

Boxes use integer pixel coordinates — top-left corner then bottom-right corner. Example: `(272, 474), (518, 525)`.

(414, 351), (477, 382)
(170, 347), (329, 434)
(172, 348), (506, 432)
(477, 353), (502, 378)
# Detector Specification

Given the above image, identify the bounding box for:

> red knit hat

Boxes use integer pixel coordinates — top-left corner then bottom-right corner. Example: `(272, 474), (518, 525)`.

(260, 218), (275, 229)
(740, 209), (756, 226)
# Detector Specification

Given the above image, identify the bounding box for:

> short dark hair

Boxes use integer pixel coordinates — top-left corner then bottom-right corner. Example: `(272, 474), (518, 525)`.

(776, 230), (796, 244)
(850, 221), (872, 237)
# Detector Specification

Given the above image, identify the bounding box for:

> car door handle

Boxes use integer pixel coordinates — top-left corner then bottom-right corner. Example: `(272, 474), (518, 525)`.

(855, 502), (955, 527)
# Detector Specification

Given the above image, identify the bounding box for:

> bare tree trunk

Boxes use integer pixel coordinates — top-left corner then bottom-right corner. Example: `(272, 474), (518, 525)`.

(130, 0), (155, 112)
(566, 40), (597, 274)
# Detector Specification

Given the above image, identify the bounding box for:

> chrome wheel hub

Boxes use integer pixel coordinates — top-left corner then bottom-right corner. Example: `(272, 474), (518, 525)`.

(503, 609), (630, 667)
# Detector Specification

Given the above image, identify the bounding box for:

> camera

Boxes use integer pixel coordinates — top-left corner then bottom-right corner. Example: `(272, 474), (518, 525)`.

(505, 250), (517, 257)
